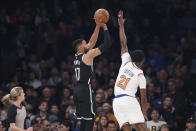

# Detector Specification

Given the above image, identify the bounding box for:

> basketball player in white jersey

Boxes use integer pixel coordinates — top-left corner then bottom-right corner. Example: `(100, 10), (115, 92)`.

(113, 10), (149, 131)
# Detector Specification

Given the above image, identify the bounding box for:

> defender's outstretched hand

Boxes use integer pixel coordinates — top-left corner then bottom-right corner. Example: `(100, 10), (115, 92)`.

(118, 10), (126, 26)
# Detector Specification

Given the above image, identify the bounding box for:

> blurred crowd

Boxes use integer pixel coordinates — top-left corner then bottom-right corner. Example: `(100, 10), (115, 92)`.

(0, 0), (196, 130)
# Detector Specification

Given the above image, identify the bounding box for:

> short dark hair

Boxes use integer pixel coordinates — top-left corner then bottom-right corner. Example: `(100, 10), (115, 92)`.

(61, 120), (72, 130)
(31, 118), (39, 125)
(150, 108), (160, 114)
(131, 50), (144, 63)
(107, 120), (116, 127)
(72, 39), (83, 51)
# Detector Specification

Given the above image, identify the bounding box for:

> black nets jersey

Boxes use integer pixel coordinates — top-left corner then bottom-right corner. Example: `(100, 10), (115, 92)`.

(73, 53), (93, 85)
(73, 53), (96, 119)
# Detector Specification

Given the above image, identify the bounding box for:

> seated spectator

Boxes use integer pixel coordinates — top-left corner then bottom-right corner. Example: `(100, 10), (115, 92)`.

(34, 116), (42, 124)
(36, 101), (49, 120)
(25, 87), (37, 107)
(31, 118), (42, 131)
(95, 102), (118, 126)
(167, 78), (186, 130)
(185, 118), (196, 131)
(98, 115), (109, 131)
(96, 88), (105, 100)
(159, 96), (175, 129)
(60, 88), (71, 109)
(160, 124), (170, 131)
(95, 93), (104, 108)
(41, 87), (57, 107)
(0, 120), (5, 131)
(107, 120), (118, 131)
(49, 104), (59, 117)
(41, 119), (51, 131)
(146, 108), (167, 131)
(25, 104), (35, 128)
(67, 95), (76, 119)
(102, 102), (118, 126)
(26, 71), (41, 89)
(147, 48), (164, 71)
(147, 83), (156, 106)
(51, 117), (60, 131)
(96, 107), (105, 120)
(93, 121), (98, 131)
(74, 120), (81, 131)
(60, 120), (72, 131)
(106, 87), (114, 102)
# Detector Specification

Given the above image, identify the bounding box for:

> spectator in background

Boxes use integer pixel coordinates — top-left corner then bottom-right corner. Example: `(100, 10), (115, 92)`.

(36, 101), (49, 120)
(42, 87), (57, 106)
(49, 104), (60, 120)
(41, 119), (51, 131)
(185, 118), (196, 131)
(60, 88), (71, 109)
(67, 95), (76, 118)
(28, 54), (40, 72)
(34, 116), (42, 124)
(39, 60), (49, 79)
(95, 93), (104, 108)
(160, 124), (170, 131)
(26, 71), (41, 89)
(98, 115), (109, 131)
(60, 120), (72, 131)
(146, 108), (167, 131)
(159, 96), (175, 129)
(107, 120), (118, 131)
(102, 102), (118, 126)
(147, 48), (164, 71)
(31, 118), (42, 131)
(95, 107), (105, 122)
(152, 69), (168, 91)
(93, 121), (98, 131)
(51, 118), (60, 131)
(0, 120), (5, 131)
(167, 79), (186, 129)
(25, 104), (35, 129)
(106, 87), (114, 102)
(147, 83), (156, 106)
(57, 72), (70, 97)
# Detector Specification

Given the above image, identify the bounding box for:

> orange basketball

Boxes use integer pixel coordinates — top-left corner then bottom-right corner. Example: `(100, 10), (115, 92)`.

(94, 8), (110, 23)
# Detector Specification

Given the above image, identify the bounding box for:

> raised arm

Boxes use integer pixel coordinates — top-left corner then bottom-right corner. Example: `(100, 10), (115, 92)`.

(83, 24), (112, 65)
(85, 19), (102, 50)
(118, 10), (128, 55)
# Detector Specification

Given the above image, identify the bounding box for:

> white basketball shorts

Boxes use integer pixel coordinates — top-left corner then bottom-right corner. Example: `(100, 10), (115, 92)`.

(113, 96), (145, 128)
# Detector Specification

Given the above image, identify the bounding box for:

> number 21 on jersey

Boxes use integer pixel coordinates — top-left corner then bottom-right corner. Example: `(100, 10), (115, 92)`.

(117, 75), (130, 90)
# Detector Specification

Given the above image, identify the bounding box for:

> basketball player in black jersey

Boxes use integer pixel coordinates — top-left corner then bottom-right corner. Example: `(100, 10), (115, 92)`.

(72, 21), (111, 131)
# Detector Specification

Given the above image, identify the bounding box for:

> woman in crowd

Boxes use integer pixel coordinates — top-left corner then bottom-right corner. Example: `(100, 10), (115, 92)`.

(97, 115), (109, 131)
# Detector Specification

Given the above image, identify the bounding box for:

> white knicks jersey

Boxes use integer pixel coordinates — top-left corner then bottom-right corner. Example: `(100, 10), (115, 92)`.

(114, 52), (146, 97)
